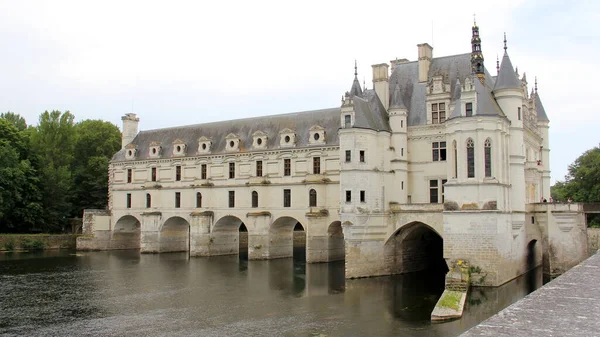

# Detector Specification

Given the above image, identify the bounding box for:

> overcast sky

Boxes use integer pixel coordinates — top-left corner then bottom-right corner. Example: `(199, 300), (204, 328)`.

(1, 0), (598, 184)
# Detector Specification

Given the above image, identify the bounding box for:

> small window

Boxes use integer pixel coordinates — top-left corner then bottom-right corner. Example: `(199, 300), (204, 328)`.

(360, 190), (366, 203)
(256, 160), (263, 177)
(126, 193), (132, 208)
(345, 190), (351, 203)
(401, 181), (404, 190)
(146, 193), (151, 208)
(196, 192), (202, 208)
(518, 107), (521, 121)
(314, 133), (320, 141)
(467, 138), (475, 178)
(201, 164), (207, 180)
(202, 143), (207, 150)
(229, 140), (235, 148)
(309, 189), (317, 207)
(401, 120), (404, 128)
(285, 135), (291, 143)
(431, 103), (446, 124)
(344, 115), (351, 128)
(229, 162), (235, 179)
(127, 169), (132, 183)
(466, 103), (473, 117)
(429, 180), (439, 203)
(401, 148), (404, 157)
(175, 166), (181, 181)
(284, 159), (291, 176)
(283, 189), (291, 207)
(228, 191), (235, 208)
(252, 191), (258, 208)
(345, 150), (351, 163)
(313, 157), (321, 174)
(151, 167), (157, 182)
(257, 138), (262, 145)
(441, 179), (447, 203)
(359, 151), (365, 163)
(175, 192), (181, 208)
(485, 138), (492, 177)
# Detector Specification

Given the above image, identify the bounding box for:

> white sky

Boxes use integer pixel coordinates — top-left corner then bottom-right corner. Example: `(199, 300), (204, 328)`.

(1, 0), (599, 184)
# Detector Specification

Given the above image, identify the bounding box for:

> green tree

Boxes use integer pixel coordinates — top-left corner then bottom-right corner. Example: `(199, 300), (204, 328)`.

(1, 111), (27, 131)
(29, 110), (76, 232)
(71, 120), (121, 217)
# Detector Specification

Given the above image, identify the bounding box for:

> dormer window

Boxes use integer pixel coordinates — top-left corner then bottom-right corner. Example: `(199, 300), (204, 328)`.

(125, 144), (137, 160)
(197, 136), (212, 155)
(279, 128), (296, 148)
(252, 130), (268, 150)
(149, 141), (161, 158)
(309, 125), (325, 145)
(225, 133), (240, 152)
(431, 103), (446, 124)
(342, 114), (353, 128)
(466, 103), (473, 117)
(172, 139), (186, 156)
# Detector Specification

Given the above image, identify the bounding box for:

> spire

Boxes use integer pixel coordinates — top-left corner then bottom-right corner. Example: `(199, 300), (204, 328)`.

(349, 61), (363, 97)
(389, 80), (406, 110)
(494, 40), (521, 91)
(496, 55), (500, 75)
(535, 79), (549, 121)
(363, 77), (366, 91)
(354, 60), (358, 77)
(535, 76), (538, 93)
(471, 19), (485, 80)
(503, 32), (507, 51)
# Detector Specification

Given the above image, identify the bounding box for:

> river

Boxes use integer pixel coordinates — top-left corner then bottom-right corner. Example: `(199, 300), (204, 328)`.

(0, 250), (542, 337)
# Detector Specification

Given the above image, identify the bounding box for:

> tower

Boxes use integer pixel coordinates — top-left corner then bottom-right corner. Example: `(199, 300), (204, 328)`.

(121, 113), (139, 149)
(471, 20), (485, 80)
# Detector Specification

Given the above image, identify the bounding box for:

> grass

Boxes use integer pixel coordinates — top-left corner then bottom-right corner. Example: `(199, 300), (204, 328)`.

(438, 291), (462, 311)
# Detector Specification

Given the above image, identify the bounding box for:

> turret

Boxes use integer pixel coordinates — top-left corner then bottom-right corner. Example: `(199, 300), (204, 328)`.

(121, 113), (139, 149)
(471, 20), (485, 81)
(388, 81), (408, 203)
(534, 78), (551, 199)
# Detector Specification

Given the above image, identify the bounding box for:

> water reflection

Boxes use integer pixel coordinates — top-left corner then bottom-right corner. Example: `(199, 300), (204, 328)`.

(0, 251), (543, 337)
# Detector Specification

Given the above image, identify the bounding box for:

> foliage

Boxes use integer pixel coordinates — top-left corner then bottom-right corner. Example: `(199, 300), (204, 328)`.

(552, 147), (600, 203)
(4, 239), (15, 251)
(20, 238), (46, 250)
(438, 291), (462, 310)
(1, 111), (27, 131)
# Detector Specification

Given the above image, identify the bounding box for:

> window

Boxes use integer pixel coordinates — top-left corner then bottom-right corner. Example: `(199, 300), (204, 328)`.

(127, 169), (132, 183)
(466, 103), (473, 117)
(401, 181), (404, 190)
(401, 120), (404, 128)
(484, 138), (492, 177)
(126, 193), (132, 208)
(313, 157), (321, 174)
(432, 103), (446, 124)
(228, 191), (235, 208)
(432, 142), (446, 161)
(453, 140), (458, 178)
(345, 190), (351, 203)
(401, 148), (404, 157)
(252, 191), (258, 208)
(201, 164), (207, 179)
(360, 190), (366, 203)
(151, 167), (157, 182)
(283, 189), (291, 207)
(467, 138), (475, 178)
(256, 160), (263, 177)
(284, 159), (291, 176)
(146, 193), (151, 208)
(518, 107), (521, 121)
(344, 115), (351, 128)
(175, 192), (181, 208)
(229, 162), (235, 179)
(429, 180), (439, 203)
(196, 192), (202, 208)
(345, 150), (351, 162)
(309, 189), (317, 207)
(442, 179), (447, 203)
(359, 150), (365, 163)
(175, 166), (181, 181)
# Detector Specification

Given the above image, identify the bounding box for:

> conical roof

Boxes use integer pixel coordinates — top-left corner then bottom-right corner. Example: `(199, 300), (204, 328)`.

(493, 52), (521, 91)
(535, 92), (549, 121)
(389, 81), (406, 109)
(350, 77), (363, 97)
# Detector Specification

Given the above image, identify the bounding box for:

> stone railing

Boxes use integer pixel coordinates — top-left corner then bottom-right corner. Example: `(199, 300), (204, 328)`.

(389, 203), (444, 213)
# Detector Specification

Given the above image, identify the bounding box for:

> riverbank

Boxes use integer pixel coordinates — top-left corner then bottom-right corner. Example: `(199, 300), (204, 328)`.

(0, 234), (78, 251)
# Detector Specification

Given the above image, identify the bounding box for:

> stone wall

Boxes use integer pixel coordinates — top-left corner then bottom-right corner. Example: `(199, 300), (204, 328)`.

(588, 228), (600, 255)
(0, 235), (77, 250)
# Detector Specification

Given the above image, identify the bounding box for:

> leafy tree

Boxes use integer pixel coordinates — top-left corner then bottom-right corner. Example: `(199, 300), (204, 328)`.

(71, 120), (121, 217)
(1, 111), (27, 131)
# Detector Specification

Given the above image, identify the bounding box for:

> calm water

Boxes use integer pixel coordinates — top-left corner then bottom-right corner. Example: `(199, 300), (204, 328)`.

(0, 250), (542, 337)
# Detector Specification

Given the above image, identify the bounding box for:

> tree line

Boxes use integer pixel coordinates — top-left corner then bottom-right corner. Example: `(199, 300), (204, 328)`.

(0, 111), (121, 233)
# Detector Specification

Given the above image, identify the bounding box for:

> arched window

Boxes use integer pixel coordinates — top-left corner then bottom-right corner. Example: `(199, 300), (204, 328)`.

(309, 189), (317, 207)
(453, 140), (458, 178)
(196, 192), (202, 208)
(484, 138), (492, 177)
(252, 191), (258, 208)
(467, 138), (475, 178)
(146, 193), (151, 208)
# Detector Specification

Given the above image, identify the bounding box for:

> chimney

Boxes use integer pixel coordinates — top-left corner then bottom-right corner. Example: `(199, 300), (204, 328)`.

(417, 43), (433, 83)
(390, 58), (409, 69)
(121, 113), (139, 149)
(371, 63), (390, 110)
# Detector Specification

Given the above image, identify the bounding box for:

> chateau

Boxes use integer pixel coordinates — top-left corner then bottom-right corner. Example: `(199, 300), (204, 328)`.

(79, 23), (587, 287)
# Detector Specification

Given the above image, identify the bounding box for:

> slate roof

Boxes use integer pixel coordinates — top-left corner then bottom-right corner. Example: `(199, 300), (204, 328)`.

(352, 89), (391, 132)
(112, 108), (341, 162)
(494, 51), (521, 90)
(535, 92), (549, 121)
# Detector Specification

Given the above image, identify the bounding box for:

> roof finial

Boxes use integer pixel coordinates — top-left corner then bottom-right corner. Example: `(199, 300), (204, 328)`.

(496, 54), (500, 75)
(535, 76), (538, 93)
(363, 77), (366, 91)
(473, 13), (476, 26)
(354, 60), (358, 78)
(503, 32), (507, 51)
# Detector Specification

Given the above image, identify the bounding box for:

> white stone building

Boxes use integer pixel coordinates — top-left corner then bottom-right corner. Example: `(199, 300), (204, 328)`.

(81, 23), (563, 286)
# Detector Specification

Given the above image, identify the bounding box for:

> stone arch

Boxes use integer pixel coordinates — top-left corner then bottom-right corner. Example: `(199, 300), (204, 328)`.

(211, 215), (247, 257)
(160, 216), (190, 253)
(269, 216), (305, 260)
(112, 215), (141, 249)
(384, 221), (446, 275)
(113, 215), (141, 232)
(327, 221), (344, 262)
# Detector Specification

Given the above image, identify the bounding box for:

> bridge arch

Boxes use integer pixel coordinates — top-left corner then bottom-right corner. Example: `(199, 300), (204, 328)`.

(211, 215), (247, 257)
(114, 215), (141, 232)
(384, 221), (446, 275)
(112, 215), (141, 249)
(160, 216), (190, 253)
(270, 216), (306, 260)
(327, 221), (344, 262)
